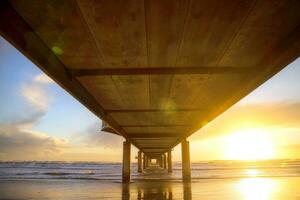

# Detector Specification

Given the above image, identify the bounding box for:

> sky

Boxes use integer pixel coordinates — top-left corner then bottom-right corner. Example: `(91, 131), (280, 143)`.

(0, 36), (300, 162)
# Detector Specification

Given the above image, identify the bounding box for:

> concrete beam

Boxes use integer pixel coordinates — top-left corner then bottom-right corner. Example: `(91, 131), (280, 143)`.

(71, 66), (258, 76)
(122, 141), (131, 183)
(181, 140), (191, 181)
(140, 147), (169, 149)
(168, 150), (172, 173)
(106, 108), (206, 113)
(129, 133), (180, 138)
(121, 125), (191, 128)
(101, 121), (120, 135)
(138, 151), (142, 173)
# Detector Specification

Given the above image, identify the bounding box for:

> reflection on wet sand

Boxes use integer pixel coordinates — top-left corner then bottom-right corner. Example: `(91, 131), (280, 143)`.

(183, 182), (192, 200)
(236, 178), (278, 200)
(1, 177), (300, 199)
(122, 181), (192, 200)
(121, 176), (294, 200)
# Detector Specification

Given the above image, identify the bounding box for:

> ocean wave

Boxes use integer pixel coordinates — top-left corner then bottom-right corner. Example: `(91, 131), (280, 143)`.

(1, 174), (300, 182)
(1, 160), (300, 181)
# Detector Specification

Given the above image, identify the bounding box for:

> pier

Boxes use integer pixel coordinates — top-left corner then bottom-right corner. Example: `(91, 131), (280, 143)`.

(1, 0), (300, 183)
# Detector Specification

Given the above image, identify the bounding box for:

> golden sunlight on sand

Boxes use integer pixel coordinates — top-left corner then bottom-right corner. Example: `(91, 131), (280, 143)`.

(236, 178), (278, 200)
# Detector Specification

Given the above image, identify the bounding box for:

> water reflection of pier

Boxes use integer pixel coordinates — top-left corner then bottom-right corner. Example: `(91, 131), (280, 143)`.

(122, 166), (192, 200)
(122, 181), (192, 200)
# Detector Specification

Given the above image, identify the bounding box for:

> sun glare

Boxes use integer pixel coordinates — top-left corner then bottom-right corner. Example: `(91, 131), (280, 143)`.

(236, 178), (277, 200)
(223, 129), (275, 160)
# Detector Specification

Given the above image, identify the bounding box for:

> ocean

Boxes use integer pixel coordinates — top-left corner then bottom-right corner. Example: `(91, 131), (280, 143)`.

(1, 159), (300, 181)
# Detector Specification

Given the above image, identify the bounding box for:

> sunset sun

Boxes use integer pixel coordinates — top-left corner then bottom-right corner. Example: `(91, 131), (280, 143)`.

(223, 129), (275, 160)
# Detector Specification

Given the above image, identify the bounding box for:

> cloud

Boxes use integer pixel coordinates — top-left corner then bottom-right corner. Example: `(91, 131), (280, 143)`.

(283, 144), (300, 150)
(190, 101), (300, 140)
(33, 73), (54, 84)
(78, 122), (124, 149)
(21, 73), (54, 112)
(16, 73), (54, 129)
(276, 144), (300, 158)
(21, 83), (50, 112)
(4, 109), (45, 128)
(0, 72), (68, 161)
(0, 123), (67, 160)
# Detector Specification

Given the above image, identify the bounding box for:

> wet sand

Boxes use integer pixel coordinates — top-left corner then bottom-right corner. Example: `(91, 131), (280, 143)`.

(1, 177), (300, 199)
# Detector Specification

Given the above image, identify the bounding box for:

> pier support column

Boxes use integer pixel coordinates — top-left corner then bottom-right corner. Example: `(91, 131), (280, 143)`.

(158, 156), (162, 167)
(122, 140), (131, 183)
(168, 150), (172, 173)
(159, 155), (162, 168)
(138, 151), (142, 173)
(143, 154), (147, 169)
(146, 157), (149, 168)
(181, 139), (191, 181)
(147, 156), (149, 168)
(163, 153), (167, 169)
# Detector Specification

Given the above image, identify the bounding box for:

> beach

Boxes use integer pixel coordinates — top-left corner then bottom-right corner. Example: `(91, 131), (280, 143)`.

(1, 177), (300, 199)
(1, 160), (300, 199)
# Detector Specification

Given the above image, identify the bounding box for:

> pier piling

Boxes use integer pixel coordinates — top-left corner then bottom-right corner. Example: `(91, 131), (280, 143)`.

(168, 150), (172, 173)
(122, 140), (131, 183)
(181, 140), (191, 181)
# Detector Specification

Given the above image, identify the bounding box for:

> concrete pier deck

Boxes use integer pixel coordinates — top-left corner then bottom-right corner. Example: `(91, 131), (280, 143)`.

(1, 0), (300, 182)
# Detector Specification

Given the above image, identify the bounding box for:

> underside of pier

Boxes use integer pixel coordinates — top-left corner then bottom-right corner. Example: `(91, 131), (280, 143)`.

(1, 0), (300, 182)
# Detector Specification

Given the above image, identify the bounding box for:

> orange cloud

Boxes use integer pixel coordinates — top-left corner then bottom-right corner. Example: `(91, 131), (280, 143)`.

(0, 124), (67, 160)
(190, 102), (300, 140)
